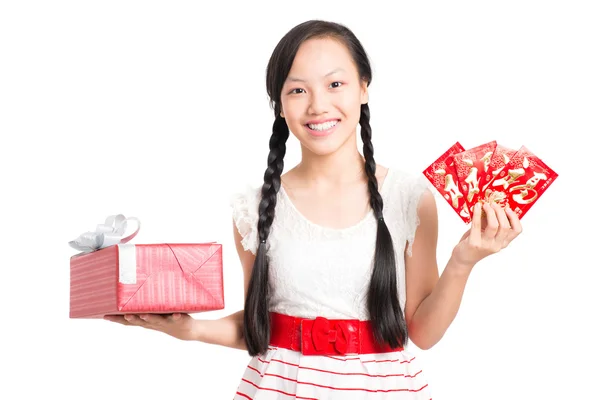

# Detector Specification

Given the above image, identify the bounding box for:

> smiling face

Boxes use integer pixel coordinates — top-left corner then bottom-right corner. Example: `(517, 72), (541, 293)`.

(279, 37), (369, 157)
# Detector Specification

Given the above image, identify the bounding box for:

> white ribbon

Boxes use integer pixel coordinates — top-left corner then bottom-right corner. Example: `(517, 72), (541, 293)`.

(117, 243), (137, 284)
(68, 214), (141, 253)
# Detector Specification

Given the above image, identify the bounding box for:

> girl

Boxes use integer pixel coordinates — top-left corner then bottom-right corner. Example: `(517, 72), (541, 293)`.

(106, 20), (522, 399)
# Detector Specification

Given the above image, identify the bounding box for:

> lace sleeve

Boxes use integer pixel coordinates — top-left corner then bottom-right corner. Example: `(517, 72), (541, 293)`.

(404, 174), (430, 257)
(230, 185), (261, 255)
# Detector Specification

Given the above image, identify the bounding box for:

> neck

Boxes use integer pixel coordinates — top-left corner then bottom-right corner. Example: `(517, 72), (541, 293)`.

(295, 133), (367, 186)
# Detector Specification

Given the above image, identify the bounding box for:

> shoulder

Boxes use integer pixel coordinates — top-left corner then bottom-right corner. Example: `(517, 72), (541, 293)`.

(230, 183), (263, 255)
(230, 181), (263, 224)
(384, 167), (437, 253)
(385, 167), (432, 208)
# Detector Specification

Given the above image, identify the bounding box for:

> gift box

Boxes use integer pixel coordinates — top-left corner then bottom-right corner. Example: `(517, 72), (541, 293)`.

(424, 142), (558, 223)
(69, 215), (224, 318)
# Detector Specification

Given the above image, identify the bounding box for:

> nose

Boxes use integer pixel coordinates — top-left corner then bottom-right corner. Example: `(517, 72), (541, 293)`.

(307, 89), (329, 115)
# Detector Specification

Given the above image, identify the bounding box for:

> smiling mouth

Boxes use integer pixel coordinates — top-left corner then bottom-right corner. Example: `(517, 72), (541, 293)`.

(305, 120), (340, 131)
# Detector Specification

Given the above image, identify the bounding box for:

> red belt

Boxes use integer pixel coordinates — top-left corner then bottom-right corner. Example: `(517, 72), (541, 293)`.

(268, 312), (403, 356)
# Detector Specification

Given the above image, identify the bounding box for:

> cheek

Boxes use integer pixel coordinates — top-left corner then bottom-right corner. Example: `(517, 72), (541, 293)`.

(338, 93), (362, 117)
(281, 100), (305, 122)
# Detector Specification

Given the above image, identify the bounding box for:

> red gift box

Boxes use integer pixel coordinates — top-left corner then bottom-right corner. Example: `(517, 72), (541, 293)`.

(69, 243), (224, 318)
(68, 215), (224, 318)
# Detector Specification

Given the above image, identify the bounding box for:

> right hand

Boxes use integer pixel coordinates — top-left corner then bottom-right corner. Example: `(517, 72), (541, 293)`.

(452, 201), (522, 269)
(104, 313), (198, 341)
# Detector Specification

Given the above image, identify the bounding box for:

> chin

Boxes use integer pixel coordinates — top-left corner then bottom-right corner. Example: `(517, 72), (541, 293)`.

(302, 137), (351, 156)
(306, 146), (339, 156)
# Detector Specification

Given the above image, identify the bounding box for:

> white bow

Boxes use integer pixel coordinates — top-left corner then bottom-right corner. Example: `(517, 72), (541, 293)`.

(68, 214), (141, 253)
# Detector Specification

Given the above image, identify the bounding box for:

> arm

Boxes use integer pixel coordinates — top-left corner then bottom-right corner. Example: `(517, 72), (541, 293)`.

(189, 219), (256, 350)
(403, 189), (521, 350)
(403, 188), (463, 350)
(191, 309), (246, 350)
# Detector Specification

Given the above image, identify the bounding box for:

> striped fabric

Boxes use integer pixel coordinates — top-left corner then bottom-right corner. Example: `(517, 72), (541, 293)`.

(234, 346), (432, 399)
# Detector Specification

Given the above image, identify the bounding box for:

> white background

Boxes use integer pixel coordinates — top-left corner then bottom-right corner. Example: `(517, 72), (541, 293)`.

(1, 1), (598, 398)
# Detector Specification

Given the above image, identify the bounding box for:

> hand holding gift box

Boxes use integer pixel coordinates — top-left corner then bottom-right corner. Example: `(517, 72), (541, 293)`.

(69, 214), (224, 318)
(424, 142), (558, 223)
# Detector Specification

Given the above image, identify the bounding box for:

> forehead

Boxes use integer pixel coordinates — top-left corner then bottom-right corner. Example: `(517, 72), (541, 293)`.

(286, 37), (357, 80)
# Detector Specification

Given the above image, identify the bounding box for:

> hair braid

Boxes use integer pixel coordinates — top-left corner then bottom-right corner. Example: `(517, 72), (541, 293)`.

(360, 104), (384, 219)
(243, 113), (290, 356)
(360, 103), (408, 349)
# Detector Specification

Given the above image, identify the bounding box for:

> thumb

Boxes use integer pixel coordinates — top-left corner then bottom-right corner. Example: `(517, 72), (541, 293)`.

(460, 228), (471, 242)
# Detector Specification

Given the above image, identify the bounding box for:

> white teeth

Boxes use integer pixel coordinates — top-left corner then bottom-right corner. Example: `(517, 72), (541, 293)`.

(308, 120), (338, 131)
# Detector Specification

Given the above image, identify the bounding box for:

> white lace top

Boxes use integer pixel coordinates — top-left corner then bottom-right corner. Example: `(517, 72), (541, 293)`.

(230, 167), (429, 321)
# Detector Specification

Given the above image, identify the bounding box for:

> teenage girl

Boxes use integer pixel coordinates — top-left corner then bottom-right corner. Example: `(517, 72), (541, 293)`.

(106, 20), (522, 399)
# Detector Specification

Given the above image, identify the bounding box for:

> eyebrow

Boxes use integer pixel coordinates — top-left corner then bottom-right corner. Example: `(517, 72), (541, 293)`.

(286, 68), (346, 83)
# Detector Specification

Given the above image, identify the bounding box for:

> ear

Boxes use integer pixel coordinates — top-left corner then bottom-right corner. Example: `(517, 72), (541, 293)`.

(360, 80), (369, 104)
(280, 110), (285, 118)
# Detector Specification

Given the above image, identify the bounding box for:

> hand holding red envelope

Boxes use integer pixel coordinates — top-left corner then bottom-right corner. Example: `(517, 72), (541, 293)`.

(423, 141), (558, 224)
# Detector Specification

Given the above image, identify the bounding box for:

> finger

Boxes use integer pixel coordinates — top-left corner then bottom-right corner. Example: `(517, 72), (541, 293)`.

(459, 227), (471, 242)
(506, 207), (523, 239)
(123, 314), (150, 327)
(104, 315), (132, 325)
(470, 202), (482, 242)
(104, 315), (142, 326)
(492, 203), (511, 241)
(167, 313), (186, 323)
(482, 203), (499, 240)
(138, 314), (169, 325)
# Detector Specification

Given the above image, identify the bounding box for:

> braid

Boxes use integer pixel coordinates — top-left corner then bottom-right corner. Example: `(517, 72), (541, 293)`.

(360, 103), (408, 349)
(360, 104), (384, 219)
(243, 113), (290, 356)
(257, 115), (289, 243)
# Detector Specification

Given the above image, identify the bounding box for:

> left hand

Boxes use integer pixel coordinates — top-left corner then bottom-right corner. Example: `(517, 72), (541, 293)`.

(104, 313), (199, 341)
(452, 201), (523, 268)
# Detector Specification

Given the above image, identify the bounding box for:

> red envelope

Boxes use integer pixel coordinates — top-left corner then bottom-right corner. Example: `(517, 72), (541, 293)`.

(479, 143), (518, 195)
(423, 142), (471, 223)
(484, 146), (558, 219)
(452, 140), (497, 217)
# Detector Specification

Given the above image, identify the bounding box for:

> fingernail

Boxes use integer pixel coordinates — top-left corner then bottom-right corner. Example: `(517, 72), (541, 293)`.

(140, 315), (147, 320)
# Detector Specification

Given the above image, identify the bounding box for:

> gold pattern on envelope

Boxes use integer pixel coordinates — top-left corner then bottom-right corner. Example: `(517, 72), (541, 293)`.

(509, 172), (547, 205)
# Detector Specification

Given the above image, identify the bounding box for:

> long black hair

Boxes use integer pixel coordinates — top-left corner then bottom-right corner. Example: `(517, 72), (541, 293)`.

(243, 20), (408, 356)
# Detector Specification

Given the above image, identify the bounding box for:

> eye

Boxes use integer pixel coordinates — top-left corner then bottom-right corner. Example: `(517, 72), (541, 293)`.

(330, 81), (343, 88)
(289, 88), (305, 94)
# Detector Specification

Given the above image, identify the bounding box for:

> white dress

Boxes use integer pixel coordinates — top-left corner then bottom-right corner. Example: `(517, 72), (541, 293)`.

(230, 167), (433, 399)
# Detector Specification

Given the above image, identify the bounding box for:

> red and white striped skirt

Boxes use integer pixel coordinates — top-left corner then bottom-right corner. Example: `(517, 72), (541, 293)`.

(233, 345), (432, 399)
